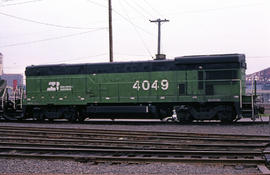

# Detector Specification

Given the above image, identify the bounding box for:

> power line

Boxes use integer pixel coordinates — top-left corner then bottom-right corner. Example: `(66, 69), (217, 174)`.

(112, 9), (154, 37)
(0, 11), (104, 30)
(0, 0), (43, 7)
(123, 0), (148, 20)
(119, 0), (153, 58)
(0, 28), (106, 48)
(142, 0), (165, 18)
(40, 53), (108, 64)
(85, 0), (107, 8)
(84, 0), (155, 37)
(169, 2), (268, 15)
(127, 0), (155, 19)
(2, 53), (109, 70)
(0, 29), (55, 39)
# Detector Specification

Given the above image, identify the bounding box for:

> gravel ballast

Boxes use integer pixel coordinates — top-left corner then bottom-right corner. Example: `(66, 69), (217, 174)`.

(0, 159), (261, 174)
(0, 120), (269, 174)
(0, 119), (269, 135)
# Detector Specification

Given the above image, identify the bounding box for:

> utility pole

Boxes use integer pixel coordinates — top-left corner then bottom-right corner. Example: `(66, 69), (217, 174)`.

(108, 0), (113, 62)
(150, 18), (169, 60)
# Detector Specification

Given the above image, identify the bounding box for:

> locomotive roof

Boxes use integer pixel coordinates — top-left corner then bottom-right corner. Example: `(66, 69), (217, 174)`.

(26, 54), (246, 76)
(174, 54), (245, 64)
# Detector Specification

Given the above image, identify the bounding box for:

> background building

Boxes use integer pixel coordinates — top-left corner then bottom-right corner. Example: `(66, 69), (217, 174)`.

(0, 52), (3, 76)
(246, 67), (270, 114)
(0, 52), (23, 90)
(246, 67), (270, 104)
(1, 74), (23, 89)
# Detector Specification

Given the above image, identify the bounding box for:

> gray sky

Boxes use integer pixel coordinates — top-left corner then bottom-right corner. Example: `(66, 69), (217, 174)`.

(0, 0), (269, 75)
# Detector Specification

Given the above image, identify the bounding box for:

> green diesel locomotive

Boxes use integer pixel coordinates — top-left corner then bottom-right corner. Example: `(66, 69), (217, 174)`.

(19, 53), (263, 122)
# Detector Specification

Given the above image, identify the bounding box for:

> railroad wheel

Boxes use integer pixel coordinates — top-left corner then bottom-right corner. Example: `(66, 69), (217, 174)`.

(68, 116), (77, 123)
(78, 114), (86, 122)
(218, 110), (234, 123)
(68, 111), (79, 123)
(176, 108), (193, 123)
(2, 114), (14, 121)
(165, 117), (176, 122)
(37, 115), (45, 122)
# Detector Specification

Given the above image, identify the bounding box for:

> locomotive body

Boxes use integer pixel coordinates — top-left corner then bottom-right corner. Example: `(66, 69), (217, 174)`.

(21, 53), (261, 122)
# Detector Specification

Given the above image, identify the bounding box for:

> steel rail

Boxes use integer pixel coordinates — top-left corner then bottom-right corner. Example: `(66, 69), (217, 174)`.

(0, 128), (269, 143)
(0, 142), (263, 152)
(0, 144), (265, 163)
(0, 136), (267, 149)
(0, 145), (263, 155)
(1, 134), (265, 151)
(0, 125), (269, 139)
(0, 133), (270, 146)
(0, 152), (265, 164)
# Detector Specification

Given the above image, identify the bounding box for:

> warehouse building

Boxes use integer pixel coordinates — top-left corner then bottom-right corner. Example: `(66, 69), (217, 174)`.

(0, 52), (23, 90)
(1, 73), (23, 89)
(246, 67), (270, 104)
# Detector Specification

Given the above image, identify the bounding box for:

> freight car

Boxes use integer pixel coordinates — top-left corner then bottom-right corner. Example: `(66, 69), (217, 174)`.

(0, 54), (264, 122)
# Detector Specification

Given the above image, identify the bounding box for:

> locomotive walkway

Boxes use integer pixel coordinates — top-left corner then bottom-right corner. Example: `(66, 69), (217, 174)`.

(0, 126), (269, 173)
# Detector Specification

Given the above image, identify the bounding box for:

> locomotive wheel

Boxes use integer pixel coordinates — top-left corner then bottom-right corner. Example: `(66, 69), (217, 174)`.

(78, 114), (86, 122)
(177, 111), (193, 123)
(2, 114), (15, 121)
(68, 111), (79, 123)
(68, 116), (77, 123)
(218, 110), (234, 123)
(166, 117), (175, 122)
(37, 115), (44, 122)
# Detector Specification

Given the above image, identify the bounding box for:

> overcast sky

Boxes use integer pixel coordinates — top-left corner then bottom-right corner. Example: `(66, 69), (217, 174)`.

(0, 0), (269, 75)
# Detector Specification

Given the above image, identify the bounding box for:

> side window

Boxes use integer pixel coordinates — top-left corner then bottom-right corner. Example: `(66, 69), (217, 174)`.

(179, 84), (185, 95)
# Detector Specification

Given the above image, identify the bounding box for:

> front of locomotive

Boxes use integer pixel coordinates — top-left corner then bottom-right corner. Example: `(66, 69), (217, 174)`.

(240, 55), (265, 119)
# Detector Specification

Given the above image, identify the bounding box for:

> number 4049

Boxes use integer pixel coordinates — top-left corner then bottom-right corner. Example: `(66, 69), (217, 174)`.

(132, 80), (169, 91)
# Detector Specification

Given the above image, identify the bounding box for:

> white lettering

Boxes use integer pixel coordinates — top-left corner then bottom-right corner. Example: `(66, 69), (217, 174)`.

(132, 80), (140, 90)
(132, 80), (169, 91)
(161, 80), (169, 90)
(142, 80), (150, 90)
(47, 82), (72, 92)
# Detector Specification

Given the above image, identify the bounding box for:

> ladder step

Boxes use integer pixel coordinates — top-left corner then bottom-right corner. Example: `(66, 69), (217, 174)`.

(241, 110), (253, 112)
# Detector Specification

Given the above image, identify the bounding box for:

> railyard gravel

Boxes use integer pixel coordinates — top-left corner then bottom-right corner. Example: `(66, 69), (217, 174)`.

(0, 159), (261, 174)
(0, 119), (269, 135)
(0, 119), (269, 174)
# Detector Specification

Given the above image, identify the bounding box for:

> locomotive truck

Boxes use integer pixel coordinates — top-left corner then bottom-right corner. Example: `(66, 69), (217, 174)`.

(0, 54), (264, 122)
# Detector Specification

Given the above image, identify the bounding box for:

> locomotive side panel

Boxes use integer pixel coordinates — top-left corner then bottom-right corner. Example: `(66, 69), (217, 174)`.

(22, 54), (262, 122)
(25, 75), (88, 105)
(86, 71), (176, 104)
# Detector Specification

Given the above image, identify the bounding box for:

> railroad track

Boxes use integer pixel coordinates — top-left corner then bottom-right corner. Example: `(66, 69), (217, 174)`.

(0, 126), (269, 166)
(0, 119), (269, 125)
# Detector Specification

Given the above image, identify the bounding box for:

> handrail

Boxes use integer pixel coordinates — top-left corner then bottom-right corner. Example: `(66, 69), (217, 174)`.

(251, 80), (255, 120)
(239, 79), (242, 108)
(1, 87), (6, 110)
(20, 88), (23, 109)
